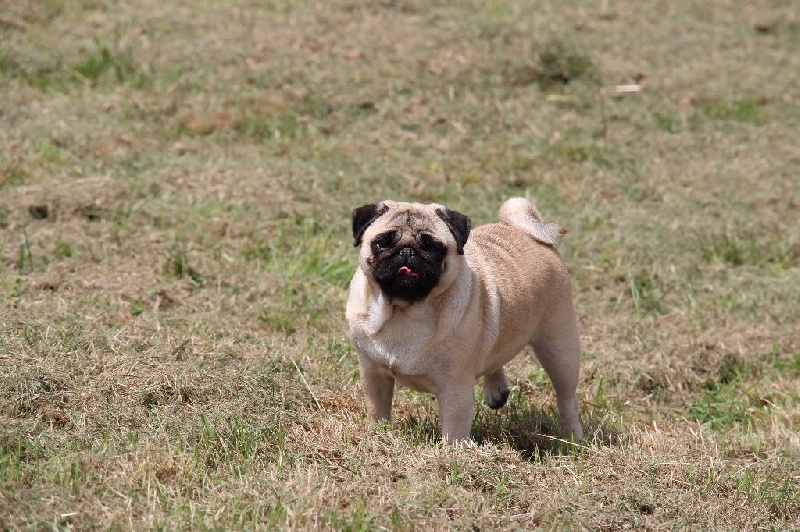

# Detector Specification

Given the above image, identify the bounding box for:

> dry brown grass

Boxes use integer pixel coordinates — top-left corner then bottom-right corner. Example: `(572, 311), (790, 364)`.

(1, 0), (799, 528)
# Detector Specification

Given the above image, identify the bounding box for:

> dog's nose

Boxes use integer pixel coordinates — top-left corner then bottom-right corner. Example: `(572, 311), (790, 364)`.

(398, 247), (416, 260)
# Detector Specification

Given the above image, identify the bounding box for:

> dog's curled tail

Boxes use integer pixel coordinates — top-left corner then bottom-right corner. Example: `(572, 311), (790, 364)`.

(498, 197), (566, 247)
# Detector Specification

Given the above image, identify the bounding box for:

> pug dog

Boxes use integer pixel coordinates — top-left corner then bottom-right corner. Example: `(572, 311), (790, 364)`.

(346, 197), (583, 443)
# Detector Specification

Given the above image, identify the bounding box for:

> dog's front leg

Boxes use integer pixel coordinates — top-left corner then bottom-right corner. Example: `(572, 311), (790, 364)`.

(358, 353), (395, 421)
(436, 376), (476, 444)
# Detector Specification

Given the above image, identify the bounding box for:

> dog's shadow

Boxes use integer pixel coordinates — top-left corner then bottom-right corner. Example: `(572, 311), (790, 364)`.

(399, 391), (620, 460)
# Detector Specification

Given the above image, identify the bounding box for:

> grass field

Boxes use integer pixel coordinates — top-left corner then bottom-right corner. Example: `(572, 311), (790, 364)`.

(1, 0), (799, 528)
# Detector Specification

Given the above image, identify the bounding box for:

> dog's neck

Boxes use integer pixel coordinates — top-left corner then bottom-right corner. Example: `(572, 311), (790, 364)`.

(356, 262), (472, 336)
(390, 297), (412, 309)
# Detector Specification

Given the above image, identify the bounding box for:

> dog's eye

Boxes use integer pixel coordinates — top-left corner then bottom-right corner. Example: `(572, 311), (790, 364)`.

(371, 231), (396, 253)
(419, 233), (445, 254)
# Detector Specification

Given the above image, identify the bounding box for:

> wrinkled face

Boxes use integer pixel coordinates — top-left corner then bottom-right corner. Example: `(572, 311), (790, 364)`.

(352, 202), (471, 303)
(369, 223), (449, 302)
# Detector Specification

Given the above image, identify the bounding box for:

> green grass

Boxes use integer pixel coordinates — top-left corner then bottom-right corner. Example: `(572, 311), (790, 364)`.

(654, 98), (767, 133)
(701, 230), (799, 269)
(1, 39), (148, 92)
(1, 0), (799, 528)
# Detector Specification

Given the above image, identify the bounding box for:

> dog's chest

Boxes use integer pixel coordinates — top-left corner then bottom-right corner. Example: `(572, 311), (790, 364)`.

(353, 305), (440, 376)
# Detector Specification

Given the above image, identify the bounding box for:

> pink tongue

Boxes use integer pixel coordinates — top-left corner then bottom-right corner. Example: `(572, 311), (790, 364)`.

(397, 266), (419, 279)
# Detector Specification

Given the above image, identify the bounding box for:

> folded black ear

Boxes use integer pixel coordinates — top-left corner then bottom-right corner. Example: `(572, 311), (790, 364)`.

(352, 203), (388, 247)
(435, 208), (471, 255)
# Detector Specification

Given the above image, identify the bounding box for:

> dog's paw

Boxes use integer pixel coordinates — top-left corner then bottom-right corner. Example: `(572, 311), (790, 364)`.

(483, 369), (510, 409)
(486, 388), (510, 409)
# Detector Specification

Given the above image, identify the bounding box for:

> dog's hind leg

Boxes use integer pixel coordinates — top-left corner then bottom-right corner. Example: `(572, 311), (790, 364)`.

(529, 301), (584, 441)
(483, 367), (510, 409)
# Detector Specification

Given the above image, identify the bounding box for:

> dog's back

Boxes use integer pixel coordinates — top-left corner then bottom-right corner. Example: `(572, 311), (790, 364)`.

(462, 216), (572, 374)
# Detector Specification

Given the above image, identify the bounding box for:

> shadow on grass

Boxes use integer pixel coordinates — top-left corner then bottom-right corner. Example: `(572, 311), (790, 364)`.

(398, 390), (621, 460)
(472, 400), (621, 461)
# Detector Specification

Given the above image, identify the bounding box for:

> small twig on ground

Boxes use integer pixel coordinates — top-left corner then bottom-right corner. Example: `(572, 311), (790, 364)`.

(601, 84), (643, 97)
(536, 433), (591, 451)
(292, 358), (322, 410)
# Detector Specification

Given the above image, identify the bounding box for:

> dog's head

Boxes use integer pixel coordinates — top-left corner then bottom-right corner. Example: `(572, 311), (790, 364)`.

(351, 201), (471, 303)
